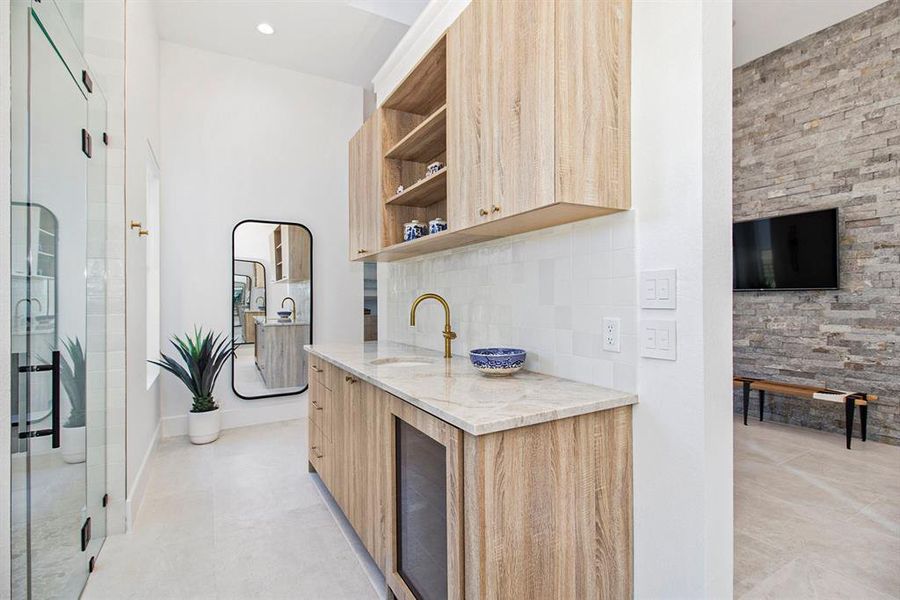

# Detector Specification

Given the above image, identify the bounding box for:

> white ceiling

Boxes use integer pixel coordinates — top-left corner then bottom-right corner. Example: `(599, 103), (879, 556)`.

(733, 0), (886, 67)
(154, 0), (429, 88)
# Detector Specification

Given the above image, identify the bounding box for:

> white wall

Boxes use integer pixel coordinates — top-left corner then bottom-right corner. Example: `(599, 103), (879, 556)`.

(373, 0), (733, 596)
(124, 0), (161, 524)
(159, 42), (363, 436)
(631, 1), (733, 597)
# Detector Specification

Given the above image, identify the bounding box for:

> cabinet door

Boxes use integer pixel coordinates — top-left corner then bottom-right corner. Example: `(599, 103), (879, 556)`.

(555, 0), (631, 210)
(368, 385), (391, 574)
(328, 371), (349, 512)
(447, 0), (555, 229)
(387, 396), (464, 600)
(349, 114), (382, 260)
(344, 374), (370, 545)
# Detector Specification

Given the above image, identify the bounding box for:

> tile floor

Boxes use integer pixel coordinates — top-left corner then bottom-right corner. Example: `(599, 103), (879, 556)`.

(734, 416), (900, 599)
(83, 415), (900, 599)
(83, 420), (379, 600)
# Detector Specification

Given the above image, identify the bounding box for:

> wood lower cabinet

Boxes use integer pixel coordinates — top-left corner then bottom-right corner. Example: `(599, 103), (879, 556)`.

(307, 358), (633, 599)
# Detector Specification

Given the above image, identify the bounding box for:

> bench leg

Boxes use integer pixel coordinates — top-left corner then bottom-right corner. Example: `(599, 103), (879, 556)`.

(759, 389), (765, 422)
(844, 397), (855, 450)
(742, 381), (750, 426)
(860, 404), (867, 442)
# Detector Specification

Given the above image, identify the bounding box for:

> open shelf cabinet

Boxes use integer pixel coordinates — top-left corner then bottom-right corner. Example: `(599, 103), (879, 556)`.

(379, 35), (449, 248)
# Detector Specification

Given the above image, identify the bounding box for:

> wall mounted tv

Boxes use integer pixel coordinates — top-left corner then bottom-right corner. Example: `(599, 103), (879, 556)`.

(733, 208), (839, 291)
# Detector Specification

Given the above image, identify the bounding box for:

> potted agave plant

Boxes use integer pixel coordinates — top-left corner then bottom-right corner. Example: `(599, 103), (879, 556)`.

(150, 328), (234, 444)
(59, 337), (87, 464)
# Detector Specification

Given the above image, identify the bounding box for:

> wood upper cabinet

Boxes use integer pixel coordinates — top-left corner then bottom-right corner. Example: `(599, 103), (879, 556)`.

(447, 0), (630, 229)
(269, 224), (310, 283)
(447, 0), (556, 230)
(348, 113), (382, 260)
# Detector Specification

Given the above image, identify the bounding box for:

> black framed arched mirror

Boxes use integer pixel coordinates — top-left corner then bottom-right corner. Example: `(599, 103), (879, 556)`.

(232, 220), (312, 399)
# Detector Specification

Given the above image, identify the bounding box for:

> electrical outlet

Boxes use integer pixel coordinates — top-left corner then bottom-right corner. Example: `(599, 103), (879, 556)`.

(602, 317), (621, 352)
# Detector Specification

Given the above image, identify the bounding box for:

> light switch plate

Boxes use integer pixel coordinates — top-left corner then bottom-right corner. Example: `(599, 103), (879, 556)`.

(640, 319), (676, 360)
(640, 269), (677, 309)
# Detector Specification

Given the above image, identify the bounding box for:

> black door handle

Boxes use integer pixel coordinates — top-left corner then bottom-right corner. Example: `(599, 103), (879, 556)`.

(17, 350), (61, 448)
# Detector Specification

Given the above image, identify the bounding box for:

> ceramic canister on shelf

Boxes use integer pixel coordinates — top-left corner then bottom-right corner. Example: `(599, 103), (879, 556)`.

(403, 220), (427, 242)
(428, 218), (447, 234)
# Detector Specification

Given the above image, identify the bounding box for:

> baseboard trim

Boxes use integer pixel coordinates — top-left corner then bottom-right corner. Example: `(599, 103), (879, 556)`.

(125, 420), (160, 532)
(160, 398), (306, 438)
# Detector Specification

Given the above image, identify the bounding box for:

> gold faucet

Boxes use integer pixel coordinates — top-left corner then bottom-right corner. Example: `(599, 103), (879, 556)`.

(281, 297), (296, 322)
(409, 293), (457, 359)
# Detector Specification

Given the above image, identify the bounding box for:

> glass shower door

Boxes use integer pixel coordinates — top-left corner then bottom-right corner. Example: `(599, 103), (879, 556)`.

(10, 2), (107, 598)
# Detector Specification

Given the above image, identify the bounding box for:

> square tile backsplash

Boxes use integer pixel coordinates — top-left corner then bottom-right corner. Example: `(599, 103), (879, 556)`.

(379, 212), (637, 393)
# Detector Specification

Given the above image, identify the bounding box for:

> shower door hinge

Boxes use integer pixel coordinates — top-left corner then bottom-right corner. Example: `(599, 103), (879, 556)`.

(88, 556), (95, 573)
(81, 517), (92, 551)
(82, 129), (92, 158)
(82, 70), (93, 93)
(102, 493), (108, 507)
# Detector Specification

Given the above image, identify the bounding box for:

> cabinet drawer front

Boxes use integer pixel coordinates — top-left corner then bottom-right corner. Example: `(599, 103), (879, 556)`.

(309, 420), (330, 484)
(308, 357), (335, 391)
(309, 381), (330, 440)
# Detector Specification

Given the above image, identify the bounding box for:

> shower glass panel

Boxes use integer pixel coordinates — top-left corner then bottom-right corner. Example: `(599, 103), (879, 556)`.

(10, 2), (107, 598)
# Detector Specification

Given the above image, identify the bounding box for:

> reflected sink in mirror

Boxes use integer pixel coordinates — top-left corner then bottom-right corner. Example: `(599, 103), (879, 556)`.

(369, 357), (435, 368)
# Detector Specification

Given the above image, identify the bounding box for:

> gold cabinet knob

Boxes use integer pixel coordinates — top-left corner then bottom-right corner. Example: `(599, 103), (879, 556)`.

(491, 204), (501, 214)
(479, 208), (489, 217)
(138, 229), (149, 237)
(129, 220), (142, 230)
(344, 375), (357, 384)
(357, 249), (367, 254)
(311, 446), (323, 459)
(311, 400), (323, 411)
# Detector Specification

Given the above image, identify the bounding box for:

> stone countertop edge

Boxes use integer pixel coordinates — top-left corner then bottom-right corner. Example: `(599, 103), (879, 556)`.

(304, 342), (637, 436)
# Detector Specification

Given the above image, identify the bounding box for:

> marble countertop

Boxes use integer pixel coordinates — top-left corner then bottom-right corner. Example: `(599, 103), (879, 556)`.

(304, 341), (637, 436)
(256, 318), (310, 327)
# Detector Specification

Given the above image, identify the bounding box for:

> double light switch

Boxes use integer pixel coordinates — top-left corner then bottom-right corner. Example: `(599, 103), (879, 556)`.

(640, 269), (677, 361)
(640, 320), (676, 361)
(640, 269), (676, 309)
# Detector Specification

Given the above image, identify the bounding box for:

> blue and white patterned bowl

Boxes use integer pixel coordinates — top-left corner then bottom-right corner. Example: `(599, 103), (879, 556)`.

(469, 348), (526, 377)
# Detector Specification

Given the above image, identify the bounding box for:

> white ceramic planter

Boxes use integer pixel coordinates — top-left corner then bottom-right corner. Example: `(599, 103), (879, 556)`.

(61, 426), (86, 464)
(188, 407), (221, 445)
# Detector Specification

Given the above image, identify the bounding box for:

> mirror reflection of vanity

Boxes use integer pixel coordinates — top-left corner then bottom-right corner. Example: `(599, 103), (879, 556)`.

(232, 221), (312, 399)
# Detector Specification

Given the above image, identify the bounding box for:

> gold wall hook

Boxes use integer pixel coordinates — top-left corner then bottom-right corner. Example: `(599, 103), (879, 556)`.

(138, 229), (149, 237)
(129, 220), (142, 230)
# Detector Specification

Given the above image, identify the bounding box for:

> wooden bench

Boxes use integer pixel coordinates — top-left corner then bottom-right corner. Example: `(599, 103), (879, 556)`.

(733, 376), (878, 450)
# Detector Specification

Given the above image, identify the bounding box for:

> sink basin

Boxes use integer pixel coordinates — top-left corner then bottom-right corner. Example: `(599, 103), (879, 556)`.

(369, 357), (435, 368)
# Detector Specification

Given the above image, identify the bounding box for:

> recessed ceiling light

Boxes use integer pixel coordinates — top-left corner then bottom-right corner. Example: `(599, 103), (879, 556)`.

(256, 23), (275, 35)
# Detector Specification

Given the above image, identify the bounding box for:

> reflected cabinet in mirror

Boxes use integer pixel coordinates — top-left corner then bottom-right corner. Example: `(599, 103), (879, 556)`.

(232, 220), (312, 399)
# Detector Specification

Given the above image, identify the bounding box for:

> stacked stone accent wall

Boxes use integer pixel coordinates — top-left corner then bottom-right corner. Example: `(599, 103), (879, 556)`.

(732, 0), (900, 445)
